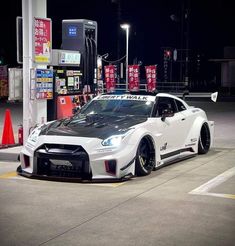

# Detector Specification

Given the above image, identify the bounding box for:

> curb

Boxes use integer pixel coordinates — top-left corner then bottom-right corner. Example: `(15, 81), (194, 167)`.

(0, 152), (19, 162)
(0, 146), (22, 162)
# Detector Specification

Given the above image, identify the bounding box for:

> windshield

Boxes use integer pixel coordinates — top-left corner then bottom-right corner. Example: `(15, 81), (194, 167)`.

(79, 99), (154, 117)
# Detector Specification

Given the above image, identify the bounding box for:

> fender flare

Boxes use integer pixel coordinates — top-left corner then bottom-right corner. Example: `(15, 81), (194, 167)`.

(186, 116), (211, 153)
(126, 128), (162, 166)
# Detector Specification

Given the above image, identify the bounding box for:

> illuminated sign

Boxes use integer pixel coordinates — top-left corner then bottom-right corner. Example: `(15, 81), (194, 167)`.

(59, 51), (81, 65)
(33, 17), (52, 63)
(68, 26), (77, 37)
(35, 69), (53, 100)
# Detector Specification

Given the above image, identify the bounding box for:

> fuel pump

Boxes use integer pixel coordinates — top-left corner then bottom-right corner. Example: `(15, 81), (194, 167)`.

(48, 49), (86, 120)
(62, 19), (98, 93)
(47, 19), (98, 121)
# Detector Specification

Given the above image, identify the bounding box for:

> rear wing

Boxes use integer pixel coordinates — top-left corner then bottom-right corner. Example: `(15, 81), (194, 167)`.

(172, 92), (218, 102)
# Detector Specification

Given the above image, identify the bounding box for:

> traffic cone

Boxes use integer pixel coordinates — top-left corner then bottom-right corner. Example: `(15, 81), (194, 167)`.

(1, 109), (15, 145)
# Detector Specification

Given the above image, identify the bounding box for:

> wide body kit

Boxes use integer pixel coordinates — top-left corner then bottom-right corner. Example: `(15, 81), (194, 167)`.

(19, 93), (214, 180)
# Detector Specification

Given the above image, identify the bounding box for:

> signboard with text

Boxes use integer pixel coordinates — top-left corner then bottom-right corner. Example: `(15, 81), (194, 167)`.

(34, 69), (53, 100)
(104, 65), (116, 93)
(145, 65), (157, 92)
(59, 51), (81, 65)
(33, 17), (52, 63)
(128, 65), (140, 91)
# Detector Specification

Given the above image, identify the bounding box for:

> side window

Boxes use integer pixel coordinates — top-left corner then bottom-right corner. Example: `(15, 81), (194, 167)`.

(156, 97), (177, 117)
(175, 99), (186, 112)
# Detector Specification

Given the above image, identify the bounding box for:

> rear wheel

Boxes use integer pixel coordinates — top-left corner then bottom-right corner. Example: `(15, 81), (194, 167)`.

(198, 122), (211, 154)
(135, 137), (155, 176)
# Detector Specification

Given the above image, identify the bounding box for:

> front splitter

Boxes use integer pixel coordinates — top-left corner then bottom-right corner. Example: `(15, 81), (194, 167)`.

(16, 165), (133, 183)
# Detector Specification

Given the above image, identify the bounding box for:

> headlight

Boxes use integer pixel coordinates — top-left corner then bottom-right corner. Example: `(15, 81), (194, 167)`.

(102, 135), (125, 147)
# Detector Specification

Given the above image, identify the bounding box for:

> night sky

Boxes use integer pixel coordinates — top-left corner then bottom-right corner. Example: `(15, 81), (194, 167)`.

(1, 0), (235, 67)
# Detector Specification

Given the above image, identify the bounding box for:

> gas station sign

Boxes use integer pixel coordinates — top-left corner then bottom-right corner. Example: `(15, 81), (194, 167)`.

(59, 51), (81, 65)
(30, 68), (53, 100)
(33, 17), (52, 63)
(35, 69), (53, 99)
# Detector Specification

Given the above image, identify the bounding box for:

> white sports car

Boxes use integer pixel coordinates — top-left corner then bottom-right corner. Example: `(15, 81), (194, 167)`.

(18, 93), (214, 181)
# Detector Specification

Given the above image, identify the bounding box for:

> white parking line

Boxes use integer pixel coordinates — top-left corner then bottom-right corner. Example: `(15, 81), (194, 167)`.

(189, 166), (235, 200)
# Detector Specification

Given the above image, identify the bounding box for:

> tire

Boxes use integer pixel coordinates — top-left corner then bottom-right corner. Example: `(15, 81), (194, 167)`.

(135, 137), (155, 176)
(198, 122), (211, 154)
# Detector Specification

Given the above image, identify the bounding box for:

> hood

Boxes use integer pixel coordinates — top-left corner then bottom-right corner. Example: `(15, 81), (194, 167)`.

(40, 114), (148, 140)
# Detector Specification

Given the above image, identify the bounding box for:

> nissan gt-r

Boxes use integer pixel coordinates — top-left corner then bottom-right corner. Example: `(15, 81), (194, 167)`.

(18, 93), (214, 181)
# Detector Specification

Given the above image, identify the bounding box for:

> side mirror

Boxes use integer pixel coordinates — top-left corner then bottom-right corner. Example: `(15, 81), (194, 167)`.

(161, 109), (174, 121)
(72, 106), (81, 115)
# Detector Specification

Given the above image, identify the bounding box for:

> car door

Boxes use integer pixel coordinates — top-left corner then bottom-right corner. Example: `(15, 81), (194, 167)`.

(174, 98), (194, 147)
(153, 96), (187, 157)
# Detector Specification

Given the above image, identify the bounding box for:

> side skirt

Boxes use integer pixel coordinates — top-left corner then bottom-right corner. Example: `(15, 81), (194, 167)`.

(160, 147), (194, 160)
(154, 153), (196, 171)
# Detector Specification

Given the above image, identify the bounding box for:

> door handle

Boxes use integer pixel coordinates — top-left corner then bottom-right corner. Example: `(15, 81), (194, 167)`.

(181, 118), (186, 121)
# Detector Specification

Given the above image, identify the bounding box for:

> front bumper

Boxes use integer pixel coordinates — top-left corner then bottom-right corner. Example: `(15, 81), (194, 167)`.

(19, 136), (136, 180)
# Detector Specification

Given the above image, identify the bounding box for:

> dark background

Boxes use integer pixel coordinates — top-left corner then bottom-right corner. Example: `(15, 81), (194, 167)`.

(1, 0), (235, 80)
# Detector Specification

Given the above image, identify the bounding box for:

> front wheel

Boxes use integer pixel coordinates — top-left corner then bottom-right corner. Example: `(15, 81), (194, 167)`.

(135, 137), (155, 176)
(198, 122), (211, 154)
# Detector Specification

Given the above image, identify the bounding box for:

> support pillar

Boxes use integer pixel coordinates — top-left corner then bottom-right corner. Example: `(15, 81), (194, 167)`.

(22, 0), (47, 143)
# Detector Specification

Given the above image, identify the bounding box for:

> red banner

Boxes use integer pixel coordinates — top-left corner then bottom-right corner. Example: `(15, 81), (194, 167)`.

(128, 65), (140, 91)
(104, 65), (116, 93)
(145, 65), (157, 92)
(34, 17), (52, 63)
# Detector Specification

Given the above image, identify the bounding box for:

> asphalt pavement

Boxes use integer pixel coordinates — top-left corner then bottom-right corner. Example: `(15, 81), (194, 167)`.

(0, 99), (235, 246)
